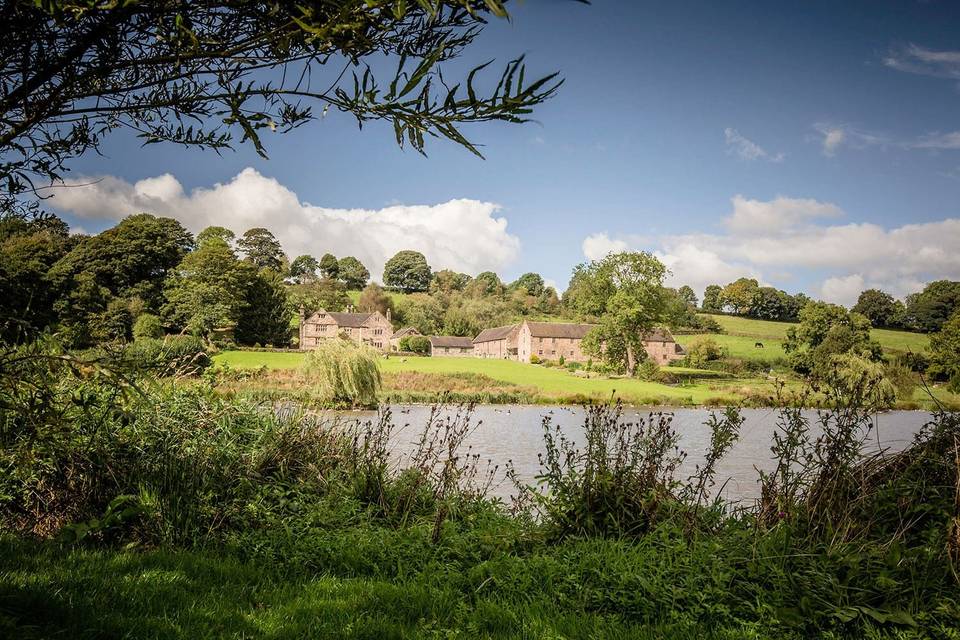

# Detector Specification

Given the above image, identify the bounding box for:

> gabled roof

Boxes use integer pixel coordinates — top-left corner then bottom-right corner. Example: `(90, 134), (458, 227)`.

(391, 327), (421, 339)
(327, 312), (374, 328)
(428, 335), (474, 349)
(643, 328), (677, 343)
(525, 321), (596, 339)
(473, 324), (519, 344)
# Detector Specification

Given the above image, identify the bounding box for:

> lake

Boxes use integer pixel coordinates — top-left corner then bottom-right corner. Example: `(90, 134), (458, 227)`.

(318, 405), (934, 503)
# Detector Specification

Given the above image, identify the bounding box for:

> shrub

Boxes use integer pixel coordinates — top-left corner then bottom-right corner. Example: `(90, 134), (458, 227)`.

(302, 339), (381, 406)
(635, 359), (659, 380)
(123, 335), (211, 376)
(132, 313), (163, 340)
(529, 354), (541, 364)
(683, 336), (725, 368)
(401, 335), (431, 355)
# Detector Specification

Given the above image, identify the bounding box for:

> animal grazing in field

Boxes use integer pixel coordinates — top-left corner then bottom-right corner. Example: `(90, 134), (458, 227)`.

(755, 342), (764, 348)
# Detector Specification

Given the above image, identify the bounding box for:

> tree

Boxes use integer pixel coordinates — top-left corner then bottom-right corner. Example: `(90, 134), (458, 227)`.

(0, 213), (73, 341)
(750, 287), (790, 321)
(852, 289), (900, 328)
(196, 226), (235, 248)
(133, 313), (163, 340)
(511, 272), (545, 297)
(443, 306), (481, 337)
(928, 309), (960, 391)
(720, 278), (760, 315)
(382, 250), (432, 293)
(337, 256), (370, 290)
(318, 253), (340, 280)
(570, 252), (669, 376)
(357, 283), (394, 318)
(302, 340), (381, 407)
(396, 293), (444, 335)
(162, 238), (248, 338)
(49, 213), (192, 317)
(702, 284), (723, 312)
(903, 280), (960, 333)
(2, 2), (563, 212)
(431, 269), (471, 295)
(465, 271), (504, 298)
(784, 302), (882, 375)
(286, 279), (350, 315)
(235, 269), (290, 346)
(237, 228), (284, 272)
(289, 255), (320, 284)
(677, 285), (698, 308)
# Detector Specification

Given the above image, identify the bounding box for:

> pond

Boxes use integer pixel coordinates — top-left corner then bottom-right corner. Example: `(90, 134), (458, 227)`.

(320, 405), (934, 503)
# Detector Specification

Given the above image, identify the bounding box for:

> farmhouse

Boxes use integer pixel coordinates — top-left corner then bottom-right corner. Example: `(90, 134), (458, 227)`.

(389, 326), (421, 351)
(428, 335), (474, 357)
(472, 324), (519, 359)
(517, 321), (594, 363)
(514, 320), (685, 366)
(299, 307), (393, 350)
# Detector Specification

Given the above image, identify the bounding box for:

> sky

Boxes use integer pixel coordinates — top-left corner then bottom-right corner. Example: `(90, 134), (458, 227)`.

(47, 0), (960, 306)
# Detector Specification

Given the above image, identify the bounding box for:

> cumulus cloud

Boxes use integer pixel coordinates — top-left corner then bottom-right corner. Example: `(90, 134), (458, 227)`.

(582, 232), (629, 261)
(48, 168), (521, 281)
(883, 43), (960, 80)
(583, 196), (960, 303)
(724, 128), (785, 162)
(724, 195), (842, 234)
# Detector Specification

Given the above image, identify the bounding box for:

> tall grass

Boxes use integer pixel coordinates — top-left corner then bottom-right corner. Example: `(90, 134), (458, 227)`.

(1, 341), (959, 637)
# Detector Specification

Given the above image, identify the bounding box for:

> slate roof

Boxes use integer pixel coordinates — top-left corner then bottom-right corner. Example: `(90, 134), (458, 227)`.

(324, 312), (373, 328)
(524, 321), (596, 339)
(391, 327), (421, 339)
(642, 328), (677, 343)
(428, 335), (475, 349)
(472, 324), (519, 344)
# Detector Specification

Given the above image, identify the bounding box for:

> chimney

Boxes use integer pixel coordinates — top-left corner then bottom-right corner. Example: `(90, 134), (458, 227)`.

(386, 308), (392, 324)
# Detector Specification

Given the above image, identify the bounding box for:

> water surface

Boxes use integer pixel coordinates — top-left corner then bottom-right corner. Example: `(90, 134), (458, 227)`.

(326, 405), (933, 503)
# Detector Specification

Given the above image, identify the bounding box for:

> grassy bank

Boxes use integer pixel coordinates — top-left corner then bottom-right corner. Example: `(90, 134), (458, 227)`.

(212, 351), (959, 409)
(2, 353), (958, 639)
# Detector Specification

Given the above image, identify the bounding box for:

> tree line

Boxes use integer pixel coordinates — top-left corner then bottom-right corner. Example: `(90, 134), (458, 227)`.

(700, 276), (960, 333)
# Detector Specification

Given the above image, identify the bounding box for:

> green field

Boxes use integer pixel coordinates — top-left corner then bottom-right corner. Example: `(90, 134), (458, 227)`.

(701, 314), (929, 353)
(214, 351), (760, 405)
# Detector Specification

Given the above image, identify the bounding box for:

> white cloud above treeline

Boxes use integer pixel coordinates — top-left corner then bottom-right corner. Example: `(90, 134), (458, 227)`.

(582, 196), (960, 307)
(48, 168), (521, 282)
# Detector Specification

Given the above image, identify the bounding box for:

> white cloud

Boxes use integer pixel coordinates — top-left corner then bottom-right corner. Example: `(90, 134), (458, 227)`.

(813, 123), (889, 156)
(883, 43), (960, 80)
(724, 195), (842, 234)
(724, 128), (785, 162)
(583, 196), (960, 303)
(820, 274), (865, 307)
(48, 168), (521, 281)
(582, 232), (629, 261)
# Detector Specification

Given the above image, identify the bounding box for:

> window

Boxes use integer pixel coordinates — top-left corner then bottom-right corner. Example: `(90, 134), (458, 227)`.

(538, 350), (543, 355)
(550, 350), (555, 355)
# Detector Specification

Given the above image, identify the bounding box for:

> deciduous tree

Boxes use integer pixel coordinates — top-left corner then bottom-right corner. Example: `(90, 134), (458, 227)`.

(383, 250), (432, 293)
(337, 256), (369, 290)
(238, 228), (284, 272)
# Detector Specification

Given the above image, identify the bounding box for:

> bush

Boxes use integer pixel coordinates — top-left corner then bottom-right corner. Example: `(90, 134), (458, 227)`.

(132, 313), (163, 340)
(635, 359), (659, 380)
(123, 335), (211, 376)
(302, 339), (382, 406)
(400, 335), (431, 355)
(529, 354), (541, 364)
(683, 336), (725, 368)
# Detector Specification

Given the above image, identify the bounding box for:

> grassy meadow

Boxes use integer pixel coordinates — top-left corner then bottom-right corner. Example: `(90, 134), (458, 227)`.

(212, 312), (951, 408)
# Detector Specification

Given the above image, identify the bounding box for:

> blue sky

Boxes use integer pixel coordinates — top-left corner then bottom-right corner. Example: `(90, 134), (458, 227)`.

(49, 0), (960, 305)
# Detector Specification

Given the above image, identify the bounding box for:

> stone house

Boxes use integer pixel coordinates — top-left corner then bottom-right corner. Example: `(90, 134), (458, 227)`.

(472, 324), (519, 359)
(389, 326), (422, 351)
(517, 321), (595, 363)
(514, 320), (685, 366)
(299, 306), (394, 350)
(641, 328), (686, 365)
(428, 335), (474, 357)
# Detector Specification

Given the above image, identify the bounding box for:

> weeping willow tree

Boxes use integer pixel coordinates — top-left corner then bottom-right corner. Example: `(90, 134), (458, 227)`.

(302, 339), (382, 407)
